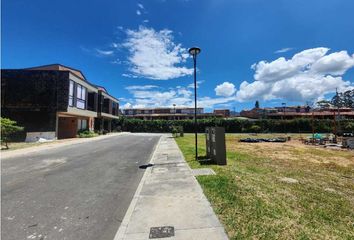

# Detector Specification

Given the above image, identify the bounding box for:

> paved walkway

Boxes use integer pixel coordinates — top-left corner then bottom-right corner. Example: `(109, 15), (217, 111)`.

(2, 133), (160, 240)
(115, 134), (228, 240)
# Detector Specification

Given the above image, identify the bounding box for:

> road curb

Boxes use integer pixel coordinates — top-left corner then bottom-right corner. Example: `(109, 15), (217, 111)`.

(1, 132), (128, 159)
(113, 135), (162, 240)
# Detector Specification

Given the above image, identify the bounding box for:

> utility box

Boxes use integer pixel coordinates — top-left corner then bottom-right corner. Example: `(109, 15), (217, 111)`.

(205, 128), (212, 158)
(205, 127), (227, 165)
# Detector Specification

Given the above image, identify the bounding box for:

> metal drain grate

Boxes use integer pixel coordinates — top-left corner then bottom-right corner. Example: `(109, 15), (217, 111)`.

(149, 226), (174, 238)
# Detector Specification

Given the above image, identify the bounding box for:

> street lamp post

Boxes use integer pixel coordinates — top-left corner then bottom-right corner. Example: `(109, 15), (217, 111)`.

(173, 104), (176, 121)
(189, 47), (201, 161)
(282, 102), (286, 134)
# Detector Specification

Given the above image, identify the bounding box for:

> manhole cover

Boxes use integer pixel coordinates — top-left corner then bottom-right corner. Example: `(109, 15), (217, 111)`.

(149, 226), (174, 238)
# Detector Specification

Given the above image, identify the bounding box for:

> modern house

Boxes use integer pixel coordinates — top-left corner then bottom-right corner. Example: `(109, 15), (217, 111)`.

(123, 107), (224, 120)
(1, 64), (120, 141)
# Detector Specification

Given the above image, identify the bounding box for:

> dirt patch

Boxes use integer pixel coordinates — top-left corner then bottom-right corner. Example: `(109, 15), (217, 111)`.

(278, 177), (299, 184)
(226, 137), (354, 167)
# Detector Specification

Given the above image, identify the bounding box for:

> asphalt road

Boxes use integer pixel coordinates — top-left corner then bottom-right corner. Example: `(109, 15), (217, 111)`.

(1, 133), (160, 240)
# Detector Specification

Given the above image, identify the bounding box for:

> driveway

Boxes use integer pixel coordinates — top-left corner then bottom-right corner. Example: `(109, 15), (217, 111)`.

(1, 133), (161, 240)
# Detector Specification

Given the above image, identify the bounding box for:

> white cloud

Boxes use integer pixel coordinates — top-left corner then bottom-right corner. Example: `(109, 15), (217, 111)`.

(143, 19), (149, 23)
(122, 73), (139, 78)
(274, 48), (293, 54)
(111, 58), (122, 65)
(136, 10), (141, 15)
(198, 96), (235, 108)
(111, 43), (120, 48)
(215, 82), (236, 97)
(236, 47), (354, 102)
(81, 46), (115, 57)
(122, 103), (132, 109)
(95, 49), (114, 56)
(137, 3), (144, 9)
(311, 51), (354, 75)
(252, 47), (329, 82)
(124, 83), (236, 110)
(122, 26), (193, 80)
(187, 80), (204, 89)
(125, 85), (158, 90)
(129, 88), (184, 108)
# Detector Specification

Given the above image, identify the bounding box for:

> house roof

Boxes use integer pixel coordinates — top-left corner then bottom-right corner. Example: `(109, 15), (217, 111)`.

(267, 111), (354, 116)
(94, 85), (108, 93)
(25, 64), (87, 81)
(124, 107), (203, 110)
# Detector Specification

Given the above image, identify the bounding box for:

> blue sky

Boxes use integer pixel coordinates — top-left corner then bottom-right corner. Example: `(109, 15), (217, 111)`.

(2, 0), (354, 112)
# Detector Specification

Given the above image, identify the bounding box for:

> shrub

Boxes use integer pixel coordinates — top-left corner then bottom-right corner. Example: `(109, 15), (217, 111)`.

(171, 126), (178, 137)
(171, 126), (184, 137)
(1, 117), (24, 149)
(77, 129), (97, 138)
(341, 120), (354, 133)
(249, 125), (261, 133)
(113, 117), (353, 134)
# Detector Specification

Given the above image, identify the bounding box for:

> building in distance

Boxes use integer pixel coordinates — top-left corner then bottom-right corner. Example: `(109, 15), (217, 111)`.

(123, 107), (225, 120)
(240, 106), (354, 119)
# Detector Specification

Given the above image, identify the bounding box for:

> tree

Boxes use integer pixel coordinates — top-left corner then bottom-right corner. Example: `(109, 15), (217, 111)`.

(331, 89), (354, 108)
(316, 100), (332, 109)
(316, 89), (354, 109)
(255, 100), (260, 109)
(249, 125), (261, 133)
(342, 89), (354, 108)
(1, 117), (24, 149)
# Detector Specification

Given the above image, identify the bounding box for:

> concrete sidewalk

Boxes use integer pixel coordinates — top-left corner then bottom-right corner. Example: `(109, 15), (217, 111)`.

(114, 134), (228, 240)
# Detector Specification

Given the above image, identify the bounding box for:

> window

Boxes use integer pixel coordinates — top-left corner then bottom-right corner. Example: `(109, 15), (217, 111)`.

(77, 119), (87, 130)
(77, 119), (81, 130)
(82, 119), (87, 129)
(111, 102), (119, 116)
(76, 84), (86, 109)
(69, 81), (74, 106)
(112, 102), (116, 115)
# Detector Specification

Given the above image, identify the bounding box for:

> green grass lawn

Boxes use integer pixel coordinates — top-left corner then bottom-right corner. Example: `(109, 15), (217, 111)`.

(175, 134), (354, 240)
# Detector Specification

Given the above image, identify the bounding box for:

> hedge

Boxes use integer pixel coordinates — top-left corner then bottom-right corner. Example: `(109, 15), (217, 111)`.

(114, 117), (354, 134)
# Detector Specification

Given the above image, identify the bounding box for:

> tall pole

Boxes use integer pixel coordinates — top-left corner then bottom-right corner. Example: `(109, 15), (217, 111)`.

(189, 47), (201, 161)
(173, 104), (176, 121)
(312, 110), (315, 144)
(193, 54), (198, 161)
(282, 102), (286, 134)
(335, 88), (340, 140)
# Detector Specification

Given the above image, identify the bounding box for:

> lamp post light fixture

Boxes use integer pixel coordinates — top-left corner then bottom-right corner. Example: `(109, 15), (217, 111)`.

(173, 104), (176, 121)
(189, 47), (201, 161)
